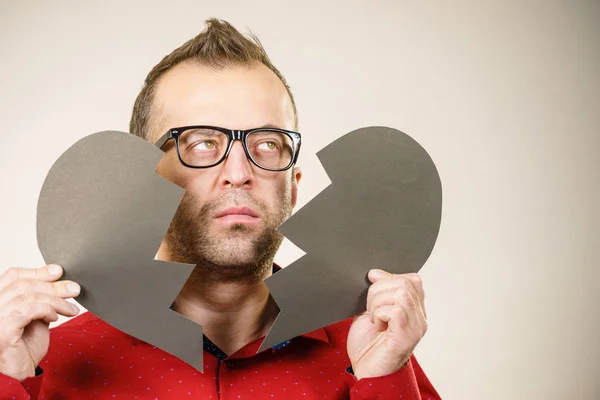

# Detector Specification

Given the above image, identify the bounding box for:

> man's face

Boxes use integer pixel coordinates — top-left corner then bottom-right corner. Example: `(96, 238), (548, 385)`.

(152, 61), (302, 282)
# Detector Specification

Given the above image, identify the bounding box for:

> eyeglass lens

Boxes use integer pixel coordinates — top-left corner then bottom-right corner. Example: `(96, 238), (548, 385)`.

(177, 128), (294, 170)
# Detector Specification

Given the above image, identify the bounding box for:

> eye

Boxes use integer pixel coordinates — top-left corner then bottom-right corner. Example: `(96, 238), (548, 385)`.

(193, 140), (216, 150)
(257, 141), (279, 151)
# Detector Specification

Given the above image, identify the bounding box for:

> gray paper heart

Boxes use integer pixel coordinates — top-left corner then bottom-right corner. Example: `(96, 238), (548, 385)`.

(36, 131), (204, 371)
(260, 126), (442, 350)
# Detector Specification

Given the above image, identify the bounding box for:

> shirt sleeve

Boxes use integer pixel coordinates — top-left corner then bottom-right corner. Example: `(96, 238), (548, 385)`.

(0, 370), (44, 400)
(345, 355), (441, 400)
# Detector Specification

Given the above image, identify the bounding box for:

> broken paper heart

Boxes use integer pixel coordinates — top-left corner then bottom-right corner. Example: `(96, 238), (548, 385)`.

(260, 126), (442, 350)
(36, 126), (442, 371)
(36, 131), (204, 371)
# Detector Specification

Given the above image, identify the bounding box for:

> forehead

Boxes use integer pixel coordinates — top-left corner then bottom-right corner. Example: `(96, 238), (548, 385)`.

(151, 61), (295, 141)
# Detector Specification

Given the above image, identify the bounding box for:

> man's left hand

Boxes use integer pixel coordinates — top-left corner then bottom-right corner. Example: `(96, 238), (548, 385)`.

(347, 269), (427, 380)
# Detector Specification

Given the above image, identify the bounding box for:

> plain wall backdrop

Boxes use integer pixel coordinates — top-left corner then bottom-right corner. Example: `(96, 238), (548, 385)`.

(1, 1), (599, 399)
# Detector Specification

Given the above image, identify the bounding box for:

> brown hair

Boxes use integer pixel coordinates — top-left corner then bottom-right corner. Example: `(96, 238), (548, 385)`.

(129, 18), (298, 141)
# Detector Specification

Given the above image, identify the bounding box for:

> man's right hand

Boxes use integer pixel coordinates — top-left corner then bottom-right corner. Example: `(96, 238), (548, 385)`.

(0, 265), (80, 381)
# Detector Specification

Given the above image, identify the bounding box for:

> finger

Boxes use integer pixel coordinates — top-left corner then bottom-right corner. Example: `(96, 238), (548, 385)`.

(386, 304), (426, 344)
(366, 273), (409, 312)
(0, 265), (63, 292)
(404, 287), (421, 328)
(409, 283), (427, 324)
(367, 269), (392, 283)
(368, 288), (398, 323)
(406, 273), (423, 295)
(378, 273), (426, 321)
(367, 275), (419, 319)
(410, 292), (428, 335)
(387, 288), (428, 340)
(0, 294), (80, 321)
(0, 279), (81, 307)
(373, 305), (404, 333)
(404, 274), (426, 320)
(370, 282), (420, 329)
(405, 274), (425, 308)
(7, 302), (59, 333)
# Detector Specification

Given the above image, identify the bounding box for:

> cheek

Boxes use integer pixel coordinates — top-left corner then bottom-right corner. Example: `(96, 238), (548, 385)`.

(156, 152), (216, 192)
(263, 174), (293, 208)
(155, 152), (185, 186)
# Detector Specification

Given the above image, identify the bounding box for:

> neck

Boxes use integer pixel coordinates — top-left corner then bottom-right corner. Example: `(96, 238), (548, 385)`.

(159, 247), (278, 355)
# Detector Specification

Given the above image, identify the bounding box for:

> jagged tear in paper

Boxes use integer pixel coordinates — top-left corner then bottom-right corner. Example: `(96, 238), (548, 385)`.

(260, 126), (442, 351)
(36, 126), (441, 369)
(36, 131), (205, 371)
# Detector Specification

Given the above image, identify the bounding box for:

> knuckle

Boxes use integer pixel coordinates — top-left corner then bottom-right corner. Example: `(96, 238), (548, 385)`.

(367, 281), (377, 291)
(395, 289), (414, 308)
(397, 277), (411, 289)
(366, 284), (379, 302)
(367, 280), (382, 292)
(370, 297), (381, 310)
(21, 292), (38, 304)
(12, 301), (32, 318)
(3, 267), (20, 282)
(33, 266), (45, 280)
(58, 298), (71, 310)
(42, 302), (53, 314)
(11, 281), (30, 296)
(13, 294), (28, 305)
(419, 321), (428, 337)
(394, 286), (408, 298)
(411, 273), (422, 285)
(391, 273), (404, 280)
(4, 267), (16, 277)
(50, 282), (61, 296)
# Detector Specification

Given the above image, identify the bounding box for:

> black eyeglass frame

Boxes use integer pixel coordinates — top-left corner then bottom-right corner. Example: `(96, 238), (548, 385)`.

(154, 125), (302, 172)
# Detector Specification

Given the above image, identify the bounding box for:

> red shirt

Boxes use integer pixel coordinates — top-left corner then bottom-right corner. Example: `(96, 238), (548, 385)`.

(1, 312), (441, 399)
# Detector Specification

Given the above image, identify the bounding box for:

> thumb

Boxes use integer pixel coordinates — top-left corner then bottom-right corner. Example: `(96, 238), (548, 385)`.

(367, 269), (391, 283)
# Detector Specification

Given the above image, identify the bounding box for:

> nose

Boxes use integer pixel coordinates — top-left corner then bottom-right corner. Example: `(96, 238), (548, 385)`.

(219, 140), (254, 189)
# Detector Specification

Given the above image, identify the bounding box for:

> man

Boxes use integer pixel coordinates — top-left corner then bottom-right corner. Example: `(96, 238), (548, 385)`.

(0, 19), (441, 399)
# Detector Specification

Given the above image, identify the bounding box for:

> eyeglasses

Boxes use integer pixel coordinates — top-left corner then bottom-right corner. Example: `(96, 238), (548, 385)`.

(155, 125), (302, 172)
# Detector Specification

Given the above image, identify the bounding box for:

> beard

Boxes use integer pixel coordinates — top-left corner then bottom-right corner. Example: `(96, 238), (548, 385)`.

(163, 181), (293, 284)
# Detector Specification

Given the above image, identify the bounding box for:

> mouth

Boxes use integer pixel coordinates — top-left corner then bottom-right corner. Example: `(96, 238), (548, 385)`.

(214, 206), (260, 224)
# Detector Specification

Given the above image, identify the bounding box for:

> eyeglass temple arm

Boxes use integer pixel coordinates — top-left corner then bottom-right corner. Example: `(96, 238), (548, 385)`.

(154, 132), (171, 150)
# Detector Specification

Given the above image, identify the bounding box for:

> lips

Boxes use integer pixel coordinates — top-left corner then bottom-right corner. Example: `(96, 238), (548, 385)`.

(215, 206), (259, 219)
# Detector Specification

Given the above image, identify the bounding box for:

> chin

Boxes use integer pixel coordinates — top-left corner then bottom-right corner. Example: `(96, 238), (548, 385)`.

(209, 239), (258, 262)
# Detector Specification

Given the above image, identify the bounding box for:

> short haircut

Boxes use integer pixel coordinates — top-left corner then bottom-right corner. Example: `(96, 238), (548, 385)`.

(129, 18), (298, 141)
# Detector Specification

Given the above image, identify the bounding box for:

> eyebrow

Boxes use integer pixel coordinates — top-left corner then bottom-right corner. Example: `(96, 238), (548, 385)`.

(257, 123), (285, 130)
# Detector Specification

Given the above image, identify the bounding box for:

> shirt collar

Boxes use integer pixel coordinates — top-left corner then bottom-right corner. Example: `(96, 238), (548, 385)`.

(168, 262), (331, 361)
(223, 263), (330, 359)
(299, 328), (330, 343)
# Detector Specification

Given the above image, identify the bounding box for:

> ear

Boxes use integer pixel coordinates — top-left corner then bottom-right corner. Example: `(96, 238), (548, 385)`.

(291, 166), (303, 208)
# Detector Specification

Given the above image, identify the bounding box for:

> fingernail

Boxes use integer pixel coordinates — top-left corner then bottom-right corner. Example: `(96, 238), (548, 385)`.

(369, 269), (385, 279)
(67, 282), (80, 294)
(48, 265), (62, 275)
(70, 303), (80, 313)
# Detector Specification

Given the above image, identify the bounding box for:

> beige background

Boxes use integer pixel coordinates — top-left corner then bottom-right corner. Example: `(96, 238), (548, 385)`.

(1, 1), (599, 399)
